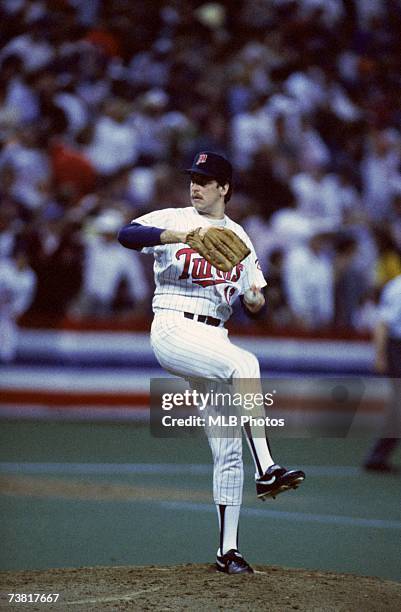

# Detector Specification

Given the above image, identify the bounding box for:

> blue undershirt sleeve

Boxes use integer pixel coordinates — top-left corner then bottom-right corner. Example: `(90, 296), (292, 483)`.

(117, 223), (164, 250)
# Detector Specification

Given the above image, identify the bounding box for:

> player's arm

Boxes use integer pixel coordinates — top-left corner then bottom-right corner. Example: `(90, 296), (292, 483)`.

(160, 229), (189, 244)
(117, 223), (189, 250)
(240, 246), (267, 315)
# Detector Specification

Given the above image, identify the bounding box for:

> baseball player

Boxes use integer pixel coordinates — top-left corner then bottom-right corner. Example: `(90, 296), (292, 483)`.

(363, 273), (401, 473)
(118, 151), (305, 574)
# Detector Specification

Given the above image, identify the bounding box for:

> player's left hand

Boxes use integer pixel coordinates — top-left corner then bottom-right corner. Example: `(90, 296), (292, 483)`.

(186, 226), (251, 272)
(243, 285), (265, 313)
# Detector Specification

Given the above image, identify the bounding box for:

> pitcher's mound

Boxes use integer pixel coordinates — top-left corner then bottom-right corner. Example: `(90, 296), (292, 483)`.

(1, 564), (400, 611)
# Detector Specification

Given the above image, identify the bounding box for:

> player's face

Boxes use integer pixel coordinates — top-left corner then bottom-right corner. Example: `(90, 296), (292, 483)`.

(190, 173), (226, 216)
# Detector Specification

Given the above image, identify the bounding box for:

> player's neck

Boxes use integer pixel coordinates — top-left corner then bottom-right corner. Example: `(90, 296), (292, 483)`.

(197, 211), (225, 220)
(193, 203), (225, 220)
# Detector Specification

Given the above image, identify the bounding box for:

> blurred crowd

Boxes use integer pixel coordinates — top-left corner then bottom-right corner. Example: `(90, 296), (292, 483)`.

(1, 0), (401, 346)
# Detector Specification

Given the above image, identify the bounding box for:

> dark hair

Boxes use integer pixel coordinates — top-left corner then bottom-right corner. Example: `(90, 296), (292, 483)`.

(218, 180), (232, 203)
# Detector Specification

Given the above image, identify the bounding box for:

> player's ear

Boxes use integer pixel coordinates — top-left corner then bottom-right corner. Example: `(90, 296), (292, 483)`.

(220, 182), (229, 196)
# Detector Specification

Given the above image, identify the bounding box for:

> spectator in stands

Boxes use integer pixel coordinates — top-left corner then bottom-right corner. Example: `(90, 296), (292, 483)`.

(230, 96), (275, 170)
(50, 138), (97, 201)
(374, 228), (401, 289)
(361, 129), (401, 223)
(0, 125), (50, 210)
(0, 78), (19, 140)
(129, 89), (174, 165)
(26, 219), (85, 322)
(0, 204), (19, 260)
(84, 17), (123, 59)
(296, 116), (331, 171)
(54, 79), (89, 137)
(352, 288), (381, 334)
(75, 210), (149, 317)
(283, 231), (334, 330)
(0, 250), (36, 362)
(264, 248), (293, 328)
(388, 201), (401, 262)
(0, 19), (54, 73)
(84, 98), (139, 177)
(333, 235), (363, 329)
(284, 65), (326, 115)
(128, 39), (172, 89)
(290, 166), (342, 230)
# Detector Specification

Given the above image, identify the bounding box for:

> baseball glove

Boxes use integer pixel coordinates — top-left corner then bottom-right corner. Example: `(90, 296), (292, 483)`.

(186, 227), (251, 272)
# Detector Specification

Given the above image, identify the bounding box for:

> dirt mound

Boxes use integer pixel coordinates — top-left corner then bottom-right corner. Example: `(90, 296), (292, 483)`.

(1, 564), (401, 611)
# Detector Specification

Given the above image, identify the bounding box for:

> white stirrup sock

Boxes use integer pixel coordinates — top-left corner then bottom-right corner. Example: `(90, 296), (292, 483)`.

(217, 504), (241, 555)
(243, 422), (275, 477)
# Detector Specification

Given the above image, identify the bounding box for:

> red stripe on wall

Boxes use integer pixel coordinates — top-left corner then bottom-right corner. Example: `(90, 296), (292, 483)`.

(0, 390), (150, 407)
(0, 390), (384, 412)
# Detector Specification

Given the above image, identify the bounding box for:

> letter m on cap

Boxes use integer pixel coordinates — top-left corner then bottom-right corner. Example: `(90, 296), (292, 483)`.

(197, 153), (208, 164)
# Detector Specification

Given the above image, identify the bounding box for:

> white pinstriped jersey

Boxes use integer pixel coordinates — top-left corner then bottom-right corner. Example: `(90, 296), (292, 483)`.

(133, 206), (266, 322)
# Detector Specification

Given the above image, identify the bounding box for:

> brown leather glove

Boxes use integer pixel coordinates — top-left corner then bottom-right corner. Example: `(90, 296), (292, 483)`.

(186, 227), (251, 272)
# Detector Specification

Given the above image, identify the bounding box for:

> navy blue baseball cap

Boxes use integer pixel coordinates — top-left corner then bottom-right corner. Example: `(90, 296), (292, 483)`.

(185, 151), (232, 184)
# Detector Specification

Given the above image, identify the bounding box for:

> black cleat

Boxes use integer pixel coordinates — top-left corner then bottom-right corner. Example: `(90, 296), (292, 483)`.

(216, 549), (254, 574)
(256, 464), (305, 500)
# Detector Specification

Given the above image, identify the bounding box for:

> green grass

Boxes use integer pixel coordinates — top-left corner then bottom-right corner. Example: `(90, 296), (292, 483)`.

(0, 422), (400, 580)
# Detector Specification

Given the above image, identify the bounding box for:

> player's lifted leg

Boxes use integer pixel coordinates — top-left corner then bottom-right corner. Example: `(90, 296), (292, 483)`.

(233, 364), (305, 501)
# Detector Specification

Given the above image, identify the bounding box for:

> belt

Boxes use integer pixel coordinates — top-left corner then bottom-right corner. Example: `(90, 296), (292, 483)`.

(184, 312), (221, 327)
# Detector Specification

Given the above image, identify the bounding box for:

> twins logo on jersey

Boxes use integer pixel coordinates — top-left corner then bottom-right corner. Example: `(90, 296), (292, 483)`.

(176, 248), (244, 288)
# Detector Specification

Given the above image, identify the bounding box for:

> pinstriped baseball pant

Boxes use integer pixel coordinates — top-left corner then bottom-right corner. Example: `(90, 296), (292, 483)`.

(151, 311), (261, 505)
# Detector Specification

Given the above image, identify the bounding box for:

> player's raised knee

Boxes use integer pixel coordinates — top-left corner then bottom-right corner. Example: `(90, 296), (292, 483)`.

(231, 351), (260, 379)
